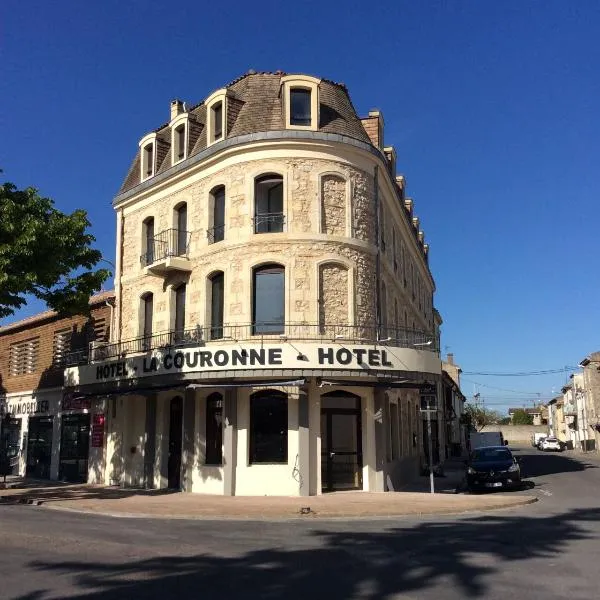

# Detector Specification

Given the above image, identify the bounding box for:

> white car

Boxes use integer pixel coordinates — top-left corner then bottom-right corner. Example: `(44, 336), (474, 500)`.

(540, 437), (562, 452)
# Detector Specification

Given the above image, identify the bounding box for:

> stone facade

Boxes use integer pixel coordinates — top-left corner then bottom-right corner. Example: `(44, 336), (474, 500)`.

(65, 72), (443, 497)
(117, 155), (432, 343)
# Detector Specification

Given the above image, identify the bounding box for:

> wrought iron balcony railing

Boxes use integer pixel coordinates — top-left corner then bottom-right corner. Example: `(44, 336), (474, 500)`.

(140, 228), (191, 267)
(253, 212), (285, 234)
(206, 224), (225, 244)
(63, 323), (439, 365)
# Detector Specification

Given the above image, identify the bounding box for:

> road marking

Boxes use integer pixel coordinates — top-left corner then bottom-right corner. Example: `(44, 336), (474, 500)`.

(536, 488), (553, 497)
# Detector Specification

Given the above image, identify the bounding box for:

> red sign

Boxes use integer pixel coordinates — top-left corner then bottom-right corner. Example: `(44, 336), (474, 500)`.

(91, 413), (105, 448)
(63, 395), (92, 411)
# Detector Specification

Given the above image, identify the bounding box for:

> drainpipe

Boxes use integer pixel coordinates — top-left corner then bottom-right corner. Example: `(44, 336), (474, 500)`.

(115, 209), (124, 345)
(374, 166), (381, 337)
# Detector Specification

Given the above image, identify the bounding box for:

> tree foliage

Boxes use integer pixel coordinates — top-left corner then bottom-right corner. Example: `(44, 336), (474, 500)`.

(511, 409), (534, 425)
(0, 180), (110, 318)
(463, 403), (504, 431)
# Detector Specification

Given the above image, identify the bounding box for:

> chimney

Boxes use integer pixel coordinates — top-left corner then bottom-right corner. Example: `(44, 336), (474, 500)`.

(447, 353), (454, 365)
(360, 109), (384, 149)
(170, 99), (185, 120)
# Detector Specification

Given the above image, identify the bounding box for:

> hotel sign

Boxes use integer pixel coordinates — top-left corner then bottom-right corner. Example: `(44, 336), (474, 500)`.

(65, 343), (441, 386)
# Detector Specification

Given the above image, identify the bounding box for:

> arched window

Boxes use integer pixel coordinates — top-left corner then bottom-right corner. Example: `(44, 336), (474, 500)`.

(142, 217), (155, 266)
(254, 174), (284, 233)
(174, 203), (188, 256)
(209, 271), (224, 340)
(205, 392), (223, 465)
(173, 284), (186, 342)
(250, 390), (288, 464)
(208, 186), (225, 244)
(141, 292), (153, 350)
(253, 264), (284, 334)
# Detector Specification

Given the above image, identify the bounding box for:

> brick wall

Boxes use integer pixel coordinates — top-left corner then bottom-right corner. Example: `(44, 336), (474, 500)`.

(0, 296), (113, 395)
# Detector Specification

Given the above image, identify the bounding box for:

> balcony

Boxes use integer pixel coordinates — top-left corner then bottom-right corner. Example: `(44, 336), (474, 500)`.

(71, 323), (439, 365)
(563, 404), (577, 417)
(140, 228), (191, 274)
(253, 213), (285, 234)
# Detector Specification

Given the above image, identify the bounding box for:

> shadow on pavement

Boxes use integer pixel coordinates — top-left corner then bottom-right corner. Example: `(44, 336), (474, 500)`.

(19, 506), (600, 599)
(520, 451), (598, 478)
(0, 484), (178, 505)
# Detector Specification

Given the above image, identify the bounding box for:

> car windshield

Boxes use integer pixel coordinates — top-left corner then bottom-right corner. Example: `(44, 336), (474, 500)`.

(471, 448), (513, 462)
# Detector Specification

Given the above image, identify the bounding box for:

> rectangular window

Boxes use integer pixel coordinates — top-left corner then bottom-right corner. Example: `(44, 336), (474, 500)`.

(9, 337), (40, 376)
(174, 285), (186, 341)
(253, 265), (284, 334)
(210, 272), (224, 340)
(254, 175), (284, 233)
(390, 403), (399, 460)
(52, 328), (71, 367)
(250, 392), (288, 463)
(290, 88), (311, 126)
(144, 144), (154, 177)
(205, 394), (223, 465)
(176, 204), (188, 256)
(210, 187), (225, 243)
(212, 102), (223, 141)
(176, 125), (185, 160)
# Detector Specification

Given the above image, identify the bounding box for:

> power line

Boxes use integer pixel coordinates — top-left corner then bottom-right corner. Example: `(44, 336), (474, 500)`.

(462, 367), (578, 376)
(462, 378), (545, 396)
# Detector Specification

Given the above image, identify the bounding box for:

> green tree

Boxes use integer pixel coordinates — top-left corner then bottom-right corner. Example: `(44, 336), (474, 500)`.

(511, 409), (534, 425)
(0, 180), (110, 318)
(463, 403), (504, 431)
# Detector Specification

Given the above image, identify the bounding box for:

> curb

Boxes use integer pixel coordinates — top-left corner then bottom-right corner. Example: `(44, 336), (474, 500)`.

(27, 495), (539, 522)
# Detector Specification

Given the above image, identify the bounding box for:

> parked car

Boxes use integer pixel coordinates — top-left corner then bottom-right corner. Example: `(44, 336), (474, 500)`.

(540, 437), (563, 452)
(532, 432), (547, 447)
(464, 446), (522, 492)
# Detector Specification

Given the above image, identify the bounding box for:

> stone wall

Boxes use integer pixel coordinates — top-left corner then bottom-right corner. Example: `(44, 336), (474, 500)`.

(117, 152), (433, 341)
(480, 425), (548, 444)
(320, 174), (346, 235)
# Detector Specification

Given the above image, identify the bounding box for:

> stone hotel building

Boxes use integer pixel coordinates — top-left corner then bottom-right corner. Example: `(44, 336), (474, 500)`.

(64, 71), (442, 495)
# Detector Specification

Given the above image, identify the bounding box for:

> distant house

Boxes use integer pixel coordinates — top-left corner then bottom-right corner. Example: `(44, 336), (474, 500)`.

(508, 406), (547, 426)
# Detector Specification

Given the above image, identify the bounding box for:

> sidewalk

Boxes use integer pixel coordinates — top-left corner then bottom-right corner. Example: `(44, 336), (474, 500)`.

(0, 480), (536, 520)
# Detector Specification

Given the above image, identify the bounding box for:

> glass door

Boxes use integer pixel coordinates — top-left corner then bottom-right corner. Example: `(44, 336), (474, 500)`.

(321, 396), (362, 492)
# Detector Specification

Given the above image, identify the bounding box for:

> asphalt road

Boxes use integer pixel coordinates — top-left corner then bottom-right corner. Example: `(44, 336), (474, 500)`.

(1, 447), (599, 600)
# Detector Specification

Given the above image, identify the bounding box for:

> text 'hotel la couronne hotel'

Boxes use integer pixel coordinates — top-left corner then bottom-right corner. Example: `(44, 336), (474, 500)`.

(64, 71), (443, 496)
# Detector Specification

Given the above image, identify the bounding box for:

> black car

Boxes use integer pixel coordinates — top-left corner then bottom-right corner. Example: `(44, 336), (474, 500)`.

(464, 446), (522, 492)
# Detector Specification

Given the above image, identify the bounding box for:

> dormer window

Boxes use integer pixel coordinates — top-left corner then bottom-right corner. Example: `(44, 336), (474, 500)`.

(212, 102), (223, 141)
(290, 89), (311, 125)
(170, 113), (189, 165)
(205, 88), (228, 146)
(175, 125), (185, 160)
(139, 132), (157, 181)
(281, 75), (320, 131)
(144, 144), (153, 177)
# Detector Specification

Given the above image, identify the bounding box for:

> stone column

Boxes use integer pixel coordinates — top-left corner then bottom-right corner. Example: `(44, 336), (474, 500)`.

(182, 389), (196, 492)
(297, 386), (310, 496)
(223, 388), (237, 496)
(50, 413), (61, 480)
(143, 394), (157, 489)
(373, 388), (386, 492)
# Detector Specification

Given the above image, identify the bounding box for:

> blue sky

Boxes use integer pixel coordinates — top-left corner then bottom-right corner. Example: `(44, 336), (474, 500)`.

(2, 1), (599, 413)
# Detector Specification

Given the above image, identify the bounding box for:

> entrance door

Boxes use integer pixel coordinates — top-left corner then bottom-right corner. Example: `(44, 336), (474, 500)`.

(1, 418), (21, 476)
(168, 397), (183, 489)
(26, 416), (53, 479)
(321, 393), (362, 492)
(59, 414), (90, 482)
